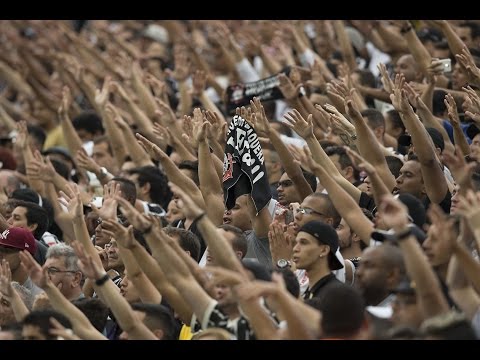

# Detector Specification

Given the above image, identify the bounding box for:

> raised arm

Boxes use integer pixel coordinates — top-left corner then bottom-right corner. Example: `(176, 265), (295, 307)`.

(380, 197), (450, 318)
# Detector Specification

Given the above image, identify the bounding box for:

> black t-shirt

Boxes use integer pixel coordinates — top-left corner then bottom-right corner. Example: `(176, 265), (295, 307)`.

(358, 192), (377, 213)
(303, 273), (342, 300)
(423, 190), (452, 215)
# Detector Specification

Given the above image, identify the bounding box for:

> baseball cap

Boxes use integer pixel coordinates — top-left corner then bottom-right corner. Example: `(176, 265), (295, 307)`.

(0, 227), (37, 255)
(297, 221), (344, 270)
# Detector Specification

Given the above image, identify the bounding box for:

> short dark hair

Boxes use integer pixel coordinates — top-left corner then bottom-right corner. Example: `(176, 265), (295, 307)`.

(302, 169), (317, 193)
(163, 227), (201, 262)
(50, 158), (70, 180)
(432, 90), (448, 117)
(360, 109), (385, 131)
(128, 166), (172, 209)
(22, 309), (72, 340)
(27, 125), (46, 148)
(275, 268), (300, 298)
(10, 189), (55, 235)
(72, 298), (109, 332)
(72, 111), (104, 135)
(178, 161), (199, 186)
(325, 146), (360, 181)
(308, 193), (341, 228)
(318, 283), (365, 338)
(110, 177), (137, 205)
(386, 109), (405, 134)
(130, 303), (177, 340)
(386, 156), (404, 179)
(13, 200), (49, 239)
(93, 135), (113, 156)
(218, 224), (248, 258)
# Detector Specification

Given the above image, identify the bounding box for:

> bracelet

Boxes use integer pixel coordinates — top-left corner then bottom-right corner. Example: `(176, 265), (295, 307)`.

(95, 273), (110, 286)
(395, 227), (413, 241)
(193, 212), (206, 223)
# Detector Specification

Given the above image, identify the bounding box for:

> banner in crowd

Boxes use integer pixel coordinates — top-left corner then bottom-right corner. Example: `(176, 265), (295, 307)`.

(223, 115), (271, 214)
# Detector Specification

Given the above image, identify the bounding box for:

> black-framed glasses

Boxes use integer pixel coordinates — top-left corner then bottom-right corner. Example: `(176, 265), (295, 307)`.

(297, 207), (326, 217)
(46, 267), (78, 276)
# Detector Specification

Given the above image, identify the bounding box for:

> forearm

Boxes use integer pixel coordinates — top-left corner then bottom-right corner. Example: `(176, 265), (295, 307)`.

(269, 130), (313, 201)
(95, 280), (157, 340)
(452, 123), (470, 156)
(100, 110), (128, 169)
(44, 284), (106, 340)
(441, 21), (468, 57)
(357, 86), (392, 103)
(333, 20), (356, 70)
(299, 97), (328, 131)
(118, 127), (154, 167)
(198, 93), (226, 124)
(11, 290), (30, 322)
(312, 167), (374, 243)
(397, 234), (450, 318)
(121, 250), (162, 304)
(60, 115), (84, 156)
(0, 106), (17, 132)
(368, 170), (394, 211)
(404, 28), (432, 75)
(72, 217), (100, 262)
(131, 243), (193, 324)
(198, 141), (224, 224)
(376, 24), (408, 53)
(177, 80), (193, 117)
(452, 245), (480, 294)
(197, 215), (245, 273)
(238, 299), (281, 340)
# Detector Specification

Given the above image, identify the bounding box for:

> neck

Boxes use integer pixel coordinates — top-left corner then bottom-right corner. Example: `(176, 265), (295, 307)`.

(435, 263), (449, 283)
(306, 260), (332, 287)
(65, 287), (83, 301)
(341, 245), (362, 260)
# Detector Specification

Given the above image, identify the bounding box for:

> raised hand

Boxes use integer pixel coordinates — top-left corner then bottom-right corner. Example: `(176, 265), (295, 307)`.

(0, 259), (14, 298)
(136, 133), (167, 161)
(389, 73), (406, 112)
(278, 73), (300, 101)
(76, 148), (101, 174)
(283, 109), (314, 139)
(456, 47), (480, 86)
(205, 110), (227, 143)
(15, 121), (29, 150)
(378, 63), (394, 94)
(377, 195), (410, 231)
(91, 182), (121, 220)
(345, 147), (376, 175)
(442, 147), (475, 187)
(115, 195), (152, 232)
(445, 93), (461, 127)
(94, 76), (111, 107)
(191, 69), (207, 97)
(59, 183), (84, 220)
(324, 103), (356, 137)
(26, 150), (57, 182)
(169, 182), (204, 219)
(249, 97), (271, 136)
(58, 85), (72, 121)
(101, 220), (136, 249)
(19, 250), (46, 288)
(463, 86), (480, 122)
(72, 242), (106, 280)
(456, 190), (480, 227)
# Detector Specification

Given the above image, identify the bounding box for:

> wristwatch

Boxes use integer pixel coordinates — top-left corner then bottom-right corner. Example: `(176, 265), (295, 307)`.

(276, 259), (291, 269)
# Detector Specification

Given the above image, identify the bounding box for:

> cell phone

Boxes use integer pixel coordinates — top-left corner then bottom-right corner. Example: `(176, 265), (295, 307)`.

(438, 58), (452, 73)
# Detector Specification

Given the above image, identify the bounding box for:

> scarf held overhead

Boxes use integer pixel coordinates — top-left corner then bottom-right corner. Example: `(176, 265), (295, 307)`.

(223, 115), (271, 214)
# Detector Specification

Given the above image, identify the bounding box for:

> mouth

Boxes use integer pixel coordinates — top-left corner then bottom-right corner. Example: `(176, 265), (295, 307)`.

(223, 217), (231, 224)
(392, 186), (400, 194)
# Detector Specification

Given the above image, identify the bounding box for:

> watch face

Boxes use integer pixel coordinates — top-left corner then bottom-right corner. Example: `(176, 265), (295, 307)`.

(277, 259), (288, 268)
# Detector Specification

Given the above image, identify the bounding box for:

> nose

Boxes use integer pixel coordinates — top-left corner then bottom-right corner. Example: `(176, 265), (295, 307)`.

(224, 209), (231, 216)
(6, 217), (13, 225)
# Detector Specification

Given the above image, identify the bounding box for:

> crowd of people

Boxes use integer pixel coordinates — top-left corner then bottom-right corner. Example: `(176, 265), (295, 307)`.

(0, 19), (480, 340)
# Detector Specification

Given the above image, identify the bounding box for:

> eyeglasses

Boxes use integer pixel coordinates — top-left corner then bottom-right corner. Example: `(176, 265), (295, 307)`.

(297, 207), (326, 217)
(277, 180), (293, 188)
(46, 267), (78, 276)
